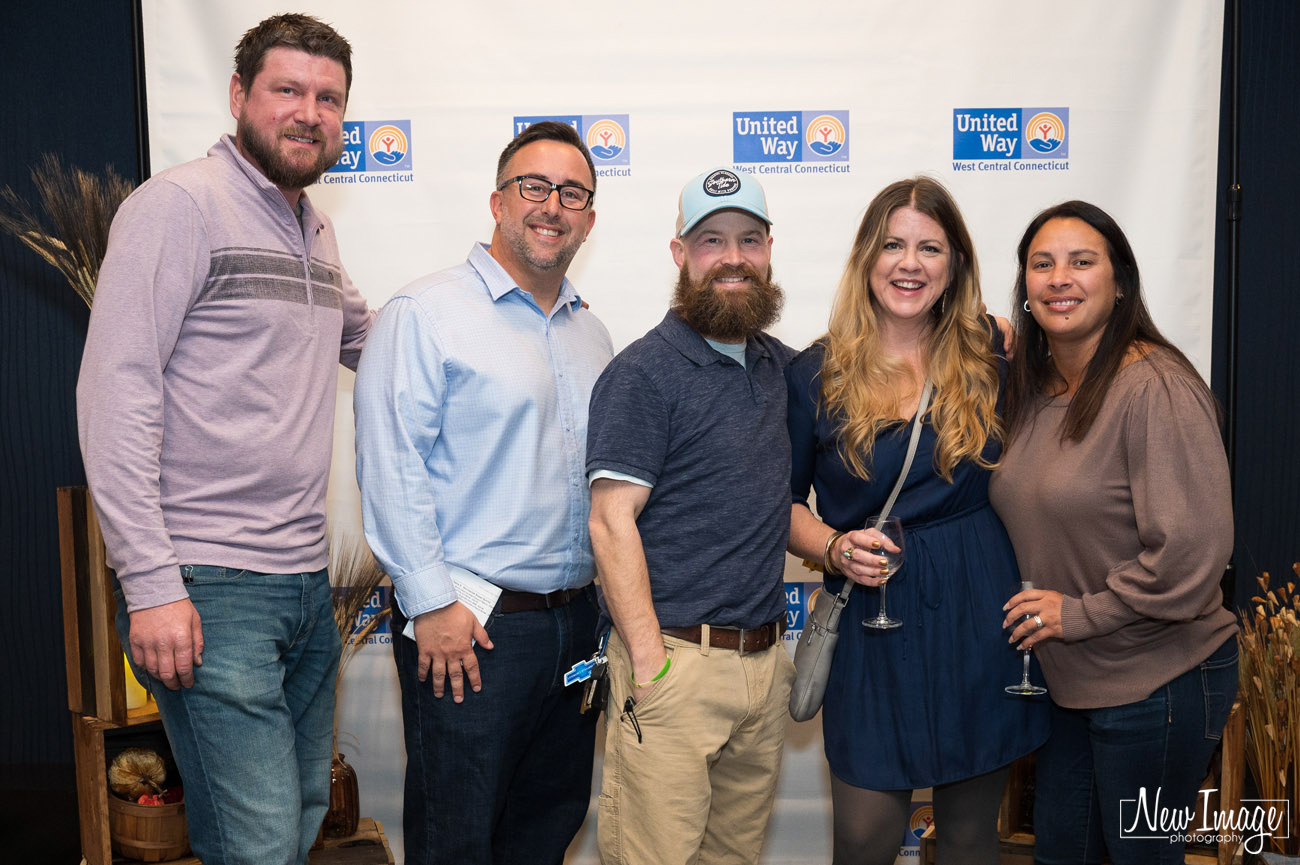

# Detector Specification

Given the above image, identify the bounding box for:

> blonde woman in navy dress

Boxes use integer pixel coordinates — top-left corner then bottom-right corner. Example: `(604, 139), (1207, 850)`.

(786, 177), (1049, 865)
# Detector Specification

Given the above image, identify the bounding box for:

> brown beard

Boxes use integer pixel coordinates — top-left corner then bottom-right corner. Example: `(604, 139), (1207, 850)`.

(672, 263), (784, 342)
(236, 118), (342, 191)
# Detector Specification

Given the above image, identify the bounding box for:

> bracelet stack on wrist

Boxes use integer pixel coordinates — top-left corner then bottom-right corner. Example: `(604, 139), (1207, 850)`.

(823, 530), (846, 576)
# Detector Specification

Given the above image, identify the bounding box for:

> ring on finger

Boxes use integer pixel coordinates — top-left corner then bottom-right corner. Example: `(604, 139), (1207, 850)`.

(843, 546), (855, 561)
(1033, 614), (1044, 631)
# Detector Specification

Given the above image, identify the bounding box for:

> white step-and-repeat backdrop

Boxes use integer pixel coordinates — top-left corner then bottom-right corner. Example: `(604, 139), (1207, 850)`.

(141, 2), (1224, 861)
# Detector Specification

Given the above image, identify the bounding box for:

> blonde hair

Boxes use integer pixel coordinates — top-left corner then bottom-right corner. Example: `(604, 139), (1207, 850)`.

(819, 177), (1001, 481)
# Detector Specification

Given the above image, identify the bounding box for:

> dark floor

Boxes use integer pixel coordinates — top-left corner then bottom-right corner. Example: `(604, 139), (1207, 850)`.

(0, 786), (82, 864)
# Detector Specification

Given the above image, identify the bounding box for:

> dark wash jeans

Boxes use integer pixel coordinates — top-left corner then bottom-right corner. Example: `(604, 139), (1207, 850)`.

(115, 566), (338, 865)
(1032, 637), (1239, 865)
(393, 588), (599, 865)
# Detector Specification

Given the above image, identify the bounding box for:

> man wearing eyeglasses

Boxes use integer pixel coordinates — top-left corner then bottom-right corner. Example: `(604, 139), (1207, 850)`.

(354, 120), (611, 865)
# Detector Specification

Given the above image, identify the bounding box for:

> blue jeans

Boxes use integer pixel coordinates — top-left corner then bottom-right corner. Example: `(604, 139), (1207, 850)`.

(1033, 637), (1238, 865)
(393, 589), (599, 865)
(115, 566), (338, 865)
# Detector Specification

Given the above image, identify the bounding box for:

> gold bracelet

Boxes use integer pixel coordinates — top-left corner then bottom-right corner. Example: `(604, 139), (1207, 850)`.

(823, 530), (846, 575)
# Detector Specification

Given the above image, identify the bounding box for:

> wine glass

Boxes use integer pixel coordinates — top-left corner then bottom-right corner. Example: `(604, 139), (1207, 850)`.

(861, 516), (904, 630)
(1005, 580), (1047, 696)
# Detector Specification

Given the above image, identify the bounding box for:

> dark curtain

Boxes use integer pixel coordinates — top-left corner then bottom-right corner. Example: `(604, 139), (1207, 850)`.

(0, 0), (142, 789)
(1212, 0), (1300, 604)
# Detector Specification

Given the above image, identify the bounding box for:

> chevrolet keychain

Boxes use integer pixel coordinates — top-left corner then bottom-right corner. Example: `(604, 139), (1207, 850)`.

(566, 631), (610, 714)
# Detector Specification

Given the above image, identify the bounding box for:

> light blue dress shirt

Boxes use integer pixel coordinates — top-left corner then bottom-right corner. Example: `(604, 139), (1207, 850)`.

(354, 243), (614, 620)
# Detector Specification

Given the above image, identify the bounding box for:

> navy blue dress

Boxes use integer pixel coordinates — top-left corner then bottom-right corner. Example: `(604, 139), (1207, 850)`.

(786, 337), (1049, 790)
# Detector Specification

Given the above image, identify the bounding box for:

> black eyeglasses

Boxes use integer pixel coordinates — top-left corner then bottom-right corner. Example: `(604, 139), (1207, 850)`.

(498, 175), (594, 211)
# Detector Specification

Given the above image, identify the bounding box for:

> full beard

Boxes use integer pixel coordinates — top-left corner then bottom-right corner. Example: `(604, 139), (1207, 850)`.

(672, 263), (784, 342)
(236, 118), (342, 191)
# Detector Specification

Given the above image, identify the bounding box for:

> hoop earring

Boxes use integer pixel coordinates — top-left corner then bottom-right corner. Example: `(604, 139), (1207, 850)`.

(1023, 300), (1031, 313)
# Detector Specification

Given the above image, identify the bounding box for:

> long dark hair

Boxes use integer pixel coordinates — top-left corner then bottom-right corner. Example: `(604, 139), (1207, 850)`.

(1004, 200), (1203, 441)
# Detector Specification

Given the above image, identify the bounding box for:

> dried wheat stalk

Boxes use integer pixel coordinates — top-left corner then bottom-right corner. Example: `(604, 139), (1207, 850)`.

(1239, 566), (1300, 853)
(0, 153), (134, 306)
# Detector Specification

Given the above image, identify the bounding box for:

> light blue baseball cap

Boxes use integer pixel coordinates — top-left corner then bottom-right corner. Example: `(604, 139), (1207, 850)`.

(675, 168), (772, 237)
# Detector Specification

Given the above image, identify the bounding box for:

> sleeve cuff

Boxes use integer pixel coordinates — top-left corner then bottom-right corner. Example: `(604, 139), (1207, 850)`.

(588, 469), (654, 489)
(118, 568), (189, 613)
(390, 563), (459, 620)
(1061, 590), (1139, 642)
(586, 459), (658, 487)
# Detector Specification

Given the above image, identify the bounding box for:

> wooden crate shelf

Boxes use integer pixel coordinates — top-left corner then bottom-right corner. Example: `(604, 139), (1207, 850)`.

(60, 487), (394, 865)
(62, 486), (170, 865)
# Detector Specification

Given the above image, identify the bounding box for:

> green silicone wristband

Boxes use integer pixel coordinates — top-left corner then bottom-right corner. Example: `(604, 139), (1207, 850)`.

(630, 655), (671, 688)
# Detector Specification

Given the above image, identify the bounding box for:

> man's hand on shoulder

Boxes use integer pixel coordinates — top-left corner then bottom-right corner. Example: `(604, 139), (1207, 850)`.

(978, 302), (1017, 360)
(994, 314), (1015, 359)
(412, 602), (494, 703)
(128, 598), (204, 690)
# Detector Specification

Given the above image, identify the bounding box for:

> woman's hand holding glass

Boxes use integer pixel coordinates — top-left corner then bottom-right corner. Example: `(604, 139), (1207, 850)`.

(831, 526), (900, 586)
(1001, 587), (1065, 650)
(860, 516), (905, 630)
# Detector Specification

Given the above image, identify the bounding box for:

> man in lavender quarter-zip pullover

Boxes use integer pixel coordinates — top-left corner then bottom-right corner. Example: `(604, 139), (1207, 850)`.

(76, 14), (372, 865)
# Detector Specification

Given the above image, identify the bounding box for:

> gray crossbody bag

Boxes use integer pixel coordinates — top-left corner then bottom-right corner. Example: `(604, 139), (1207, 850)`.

(788, 379), (933, 722)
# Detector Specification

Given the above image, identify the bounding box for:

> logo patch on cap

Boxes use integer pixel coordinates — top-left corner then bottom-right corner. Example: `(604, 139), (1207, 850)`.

(703, 169), (741, 197)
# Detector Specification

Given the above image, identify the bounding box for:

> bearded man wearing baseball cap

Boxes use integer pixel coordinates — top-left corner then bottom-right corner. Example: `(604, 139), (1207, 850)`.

(586, 168), (795, 865)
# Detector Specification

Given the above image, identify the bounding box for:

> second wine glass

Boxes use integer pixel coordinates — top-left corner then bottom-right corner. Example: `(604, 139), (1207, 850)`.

(1005, 579), (1047, 695)
(862, 515), (904, 630)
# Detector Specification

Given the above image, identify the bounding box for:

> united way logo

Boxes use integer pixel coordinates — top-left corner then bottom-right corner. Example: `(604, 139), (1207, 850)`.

(1025, 111), (1066, 154)
(805, 114), (847, 157)
(585, 117), (627, 162)
(368, 124), (409, 167)
(952, 107), (1069, 163)
(733, 110), (850, 164)
(513, 115), (631, 171)
(329, 120), (413, 173)
(908, 804), (935, 844)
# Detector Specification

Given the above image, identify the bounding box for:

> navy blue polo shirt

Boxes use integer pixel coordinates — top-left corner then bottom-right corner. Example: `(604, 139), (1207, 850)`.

(586, 310), (793, 629)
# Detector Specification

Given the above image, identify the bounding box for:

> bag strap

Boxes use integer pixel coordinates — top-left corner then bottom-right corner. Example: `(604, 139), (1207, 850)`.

(828, 378), (933, 607)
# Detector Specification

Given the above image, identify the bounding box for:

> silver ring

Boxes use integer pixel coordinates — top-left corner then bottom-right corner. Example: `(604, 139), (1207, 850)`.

(842, 546), (855, 561)
(1033, 615), (1044, 630)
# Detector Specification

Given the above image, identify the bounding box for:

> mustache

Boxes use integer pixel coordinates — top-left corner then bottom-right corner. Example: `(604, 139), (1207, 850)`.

(700, 263), (766, 283)
(281, 125), (320, 142)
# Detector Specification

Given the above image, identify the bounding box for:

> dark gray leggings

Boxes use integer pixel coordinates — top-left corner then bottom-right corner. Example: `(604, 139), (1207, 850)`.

(830, 764), (1011, 865)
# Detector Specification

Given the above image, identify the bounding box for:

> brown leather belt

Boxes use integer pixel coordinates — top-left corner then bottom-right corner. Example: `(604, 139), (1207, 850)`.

(498, 587), (586, 614)
(660, 620), (785, 654)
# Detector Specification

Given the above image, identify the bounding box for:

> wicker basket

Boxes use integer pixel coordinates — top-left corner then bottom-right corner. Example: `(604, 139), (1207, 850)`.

(107, 796), (190, 862)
